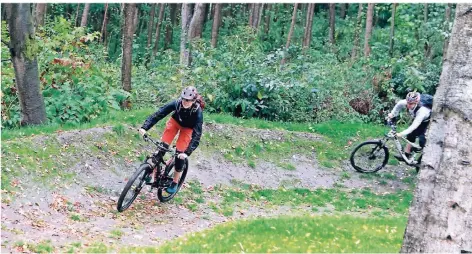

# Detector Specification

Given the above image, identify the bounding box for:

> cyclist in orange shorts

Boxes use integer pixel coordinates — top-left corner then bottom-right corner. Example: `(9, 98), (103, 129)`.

(138, 86), (203, 194)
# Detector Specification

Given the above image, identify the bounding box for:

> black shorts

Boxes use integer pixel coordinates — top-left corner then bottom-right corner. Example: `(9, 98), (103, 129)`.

(406, 121), (429, 148)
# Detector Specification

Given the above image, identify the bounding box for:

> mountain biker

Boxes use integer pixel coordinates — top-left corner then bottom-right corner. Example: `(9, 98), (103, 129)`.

(387, 91), (432, 163)
(138, 86), (203, 194)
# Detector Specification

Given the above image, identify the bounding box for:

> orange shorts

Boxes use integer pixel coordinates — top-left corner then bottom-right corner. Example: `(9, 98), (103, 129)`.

(161, 117), (193, 152)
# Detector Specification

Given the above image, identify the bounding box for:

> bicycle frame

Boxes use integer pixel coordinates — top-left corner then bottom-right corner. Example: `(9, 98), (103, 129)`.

(382, 121), (423, 165)
(143, 134), (178, 189)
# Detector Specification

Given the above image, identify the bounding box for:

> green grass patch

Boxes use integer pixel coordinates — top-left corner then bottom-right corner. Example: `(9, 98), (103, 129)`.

(158, 215), (407, 253)
(109, 229), (124, 239)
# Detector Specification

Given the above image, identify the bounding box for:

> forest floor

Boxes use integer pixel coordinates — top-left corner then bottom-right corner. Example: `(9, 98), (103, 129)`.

(1, 122), (417, 253)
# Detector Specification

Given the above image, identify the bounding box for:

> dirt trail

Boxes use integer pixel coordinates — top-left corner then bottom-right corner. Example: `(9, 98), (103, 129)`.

(0, 124), (412, 252)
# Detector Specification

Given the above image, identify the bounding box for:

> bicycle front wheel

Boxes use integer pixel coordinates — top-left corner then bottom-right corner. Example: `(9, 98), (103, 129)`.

(117, 164), (152, 212)
(350, 140), (389, 173)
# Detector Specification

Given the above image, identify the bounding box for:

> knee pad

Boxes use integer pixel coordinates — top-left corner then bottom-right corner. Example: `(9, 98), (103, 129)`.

(175, 157), (186, 172)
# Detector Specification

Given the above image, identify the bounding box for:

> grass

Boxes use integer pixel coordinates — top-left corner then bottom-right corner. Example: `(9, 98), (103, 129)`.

(216, 186), (413, 215)
(157, 215), (407, 253)
(109, 229), (124, 239)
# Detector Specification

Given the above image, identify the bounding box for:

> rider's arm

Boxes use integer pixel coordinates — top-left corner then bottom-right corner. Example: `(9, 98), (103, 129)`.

(399, 107), (431, 136)
(141, 100), (177, 131)
(184, 110), (203, 156)
(390, 99), (407, 117)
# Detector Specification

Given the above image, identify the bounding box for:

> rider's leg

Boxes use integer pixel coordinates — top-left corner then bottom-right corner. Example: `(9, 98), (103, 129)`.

(161, 118), (179, 147)
(172, 126), (193, 183)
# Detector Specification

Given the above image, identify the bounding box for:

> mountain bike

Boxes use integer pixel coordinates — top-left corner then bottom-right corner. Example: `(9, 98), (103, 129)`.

(116, 134), (188, 212)
(350, 119), (423, 173)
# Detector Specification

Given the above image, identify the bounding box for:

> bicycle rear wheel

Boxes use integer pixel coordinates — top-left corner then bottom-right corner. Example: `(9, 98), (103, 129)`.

(117, 164), (152, 212)
(350, 140), (389, 173)
(157, 158), (188, 202)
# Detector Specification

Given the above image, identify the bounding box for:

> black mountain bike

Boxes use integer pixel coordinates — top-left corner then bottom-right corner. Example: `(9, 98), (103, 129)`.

(350, 119), (423, 173)
(116, 134), (188, 212)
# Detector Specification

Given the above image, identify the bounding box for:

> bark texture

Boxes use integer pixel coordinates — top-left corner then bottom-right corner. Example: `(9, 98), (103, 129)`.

(303, 3), (315, 48)
(389, 3), (397, 57)
(147, 4), (156, 47)
(180, 3), (192, 66)
(188, 3), (205, 39)
(5, 3), (47, 125)
(329, 3), (336, 44)
(364, 3), (374, 57)
(153, 3), (165, 56)
(351, 4), (363, 59)
(80, 3), (90, 27)
(121, 3), (136, 109)
(211, 3), (222, 48)
(401, 4), (472, 253)
(35, 3), (46, 28)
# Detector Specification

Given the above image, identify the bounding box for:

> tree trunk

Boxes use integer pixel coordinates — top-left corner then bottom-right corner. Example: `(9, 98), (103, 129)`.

(35, 3), (46, 28)
(340, 3), (347, 19)
(281, 3), (298, 65)
(388, 3), (397, 57)
(257, 4), (264, 29)
(165, 3), (177, 50)
(147, 4), (156, 47)
(364, 3), (374, 57)
(424, 3), (428, 23)
(264, 4), (272, 36)
(211, 3), (222, 48)
(401, 4), (472, 252)
(121, 3), (136, 109)
(248, 3), (254, 26)
(351, 4), (363, 60)
(133, 5), (139, 34)
(180, 3), (192, 66)
(153, 3), (165, 56)
(188, 3), (205, 39)
(80, 3), (90, 27)
(4, 3), (47, 125)
(329, 3), (336, 45)
(442, 3), (452, 61)
(250, 3), (262, 29)
(74, 4), (80, 26)
(100, 3), (109, 44)
(303, 3), (315, 49)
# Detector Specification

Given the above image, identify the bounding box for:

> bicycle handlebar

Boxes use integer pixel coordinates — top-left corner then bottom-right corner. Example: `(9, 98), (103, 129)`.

(141, 132), (174, 153)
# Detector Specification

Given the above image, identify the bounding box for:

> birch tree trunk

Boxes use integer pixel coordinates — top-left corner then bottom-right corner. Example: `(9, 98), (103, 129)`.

(401, 4), (472, 253)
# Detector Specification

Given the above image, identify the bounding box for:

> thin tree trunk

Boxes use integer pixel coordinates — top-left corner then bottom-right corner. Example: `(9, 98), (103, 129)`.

(257, 4), (264, 29)
(389, 3), (397, 57)
(329, 3), (336, 44)
(100, 3), (109, 44)
(424, 3), (428, 23)
(35, 3), (46, 28)
(4, 3), (47, 125)
(340, 3), (347, 19)
(303, 3), (315, 49)
(180, 3), (192, 66)
(248, 3), (254, 26)
(147, 4), (156, 47)
(80, 3), (90, 27)
(264, 4), (271, 36)
(364, 3), (374, 57)
(74, 4), (80, 26)
(281, 3), (298, 65)
(351, 4), (363, 60)
(121, 3), (136, 109)
(442, 3), (452, 61)
(165, 4), (177, 50)
(211, 3), (222, 48)
(188, 3), (205, 39)
(153, 4), (165, 56)
(250, 3), (262, 29)
(401, 4), (472, 252)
